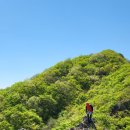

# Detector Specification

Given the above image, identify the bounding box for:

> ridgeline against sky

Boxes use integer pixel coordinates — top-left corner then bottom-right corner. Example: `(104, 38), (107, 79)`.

(0, 50), (130, 129)
(0, 0), (130, 88)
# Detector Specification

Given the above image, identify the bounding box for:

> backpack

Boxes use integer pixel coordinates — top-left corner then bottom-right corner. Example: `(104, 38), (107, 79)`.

(90, 104), (93, 111)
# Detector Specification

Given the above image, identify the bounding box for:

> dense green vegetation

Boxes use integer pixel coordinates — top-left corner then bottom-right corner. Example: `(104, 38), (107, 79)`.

(0, 50), (130, 130)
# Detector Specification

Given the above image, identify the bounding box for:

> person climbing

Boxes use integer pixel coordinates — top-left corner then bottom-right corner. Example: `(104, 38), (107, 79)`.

(85, 102), (93, 123)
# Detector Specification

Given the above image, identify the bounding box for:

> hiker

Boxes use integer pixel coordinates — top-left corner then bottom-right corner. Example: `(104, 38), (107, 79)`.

(85, 102), (93, 123)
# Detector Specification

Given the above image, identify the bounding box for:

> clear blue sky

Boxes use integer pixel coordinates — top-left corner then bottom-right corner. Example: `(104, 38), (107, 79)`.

(0, 0), (130, 88)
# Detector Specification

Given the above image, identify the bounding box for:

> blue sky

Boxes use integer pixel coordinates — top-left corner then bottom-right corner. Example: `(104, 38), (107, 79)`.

(0, 0), (130, 88)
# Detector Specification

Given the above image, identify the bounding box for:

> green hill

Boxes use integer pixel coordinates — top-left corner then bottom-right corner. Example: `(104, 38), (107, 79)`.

(0, 50), (130, 130)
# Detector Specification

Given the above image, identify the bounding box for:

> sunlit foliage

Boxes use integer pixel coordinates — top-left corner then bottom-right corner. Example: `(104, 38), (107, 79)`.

(0, 50), (129, 130)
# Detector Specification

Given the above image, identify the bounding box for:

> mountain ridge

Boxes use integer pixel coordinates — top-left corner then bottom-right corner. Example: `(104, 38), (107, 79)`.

(0, 49), (130, 130)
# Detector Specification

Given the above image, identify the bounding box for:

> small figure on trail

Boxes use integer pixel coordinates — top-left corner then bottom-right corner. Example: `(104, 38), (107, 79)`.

(85, 102), (93, 123)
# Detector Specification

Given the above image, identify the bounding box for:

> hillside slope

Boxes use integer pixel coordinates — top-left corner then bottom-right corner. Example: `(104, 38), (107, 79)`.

(0, 50), (129, 130)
